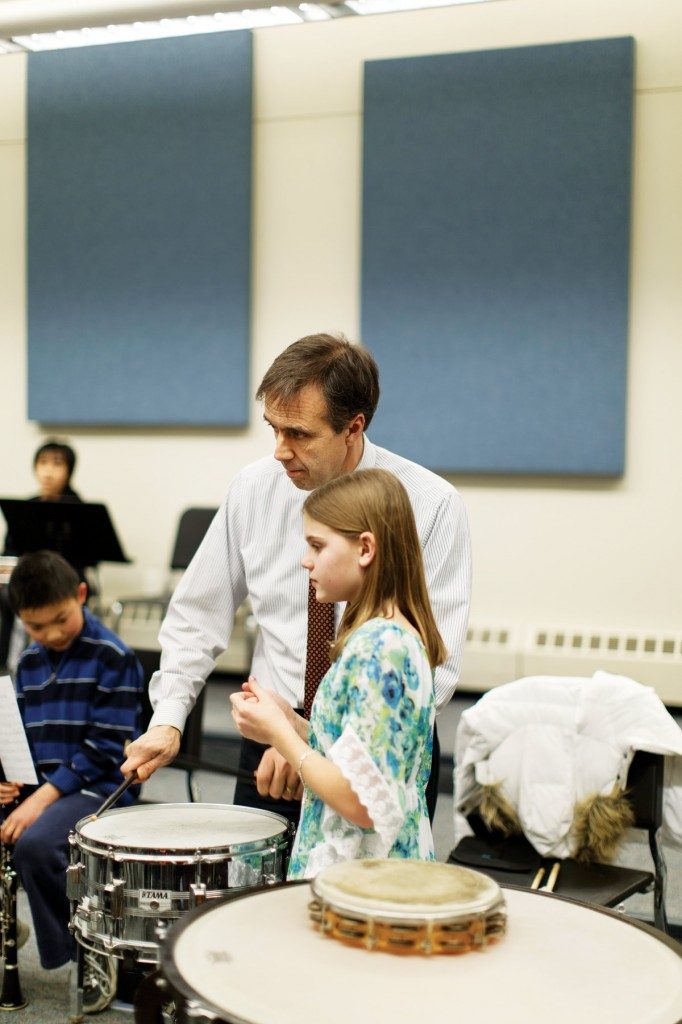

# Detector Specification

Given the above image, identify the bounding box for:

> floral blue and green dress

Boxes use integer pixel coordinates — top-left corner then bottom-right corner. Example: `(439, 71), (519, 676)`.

(287, 617), (436, 879)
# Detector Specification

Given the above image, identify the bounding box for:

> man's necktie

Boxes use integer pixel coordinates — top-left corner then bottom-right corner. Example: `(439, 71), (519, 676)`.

(303, 580), (335, 719)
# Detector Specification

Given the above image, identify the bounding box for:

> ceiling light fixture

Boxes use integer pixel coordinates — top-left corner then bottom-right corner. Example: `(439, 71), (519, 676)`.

(1, 1), (495, 54)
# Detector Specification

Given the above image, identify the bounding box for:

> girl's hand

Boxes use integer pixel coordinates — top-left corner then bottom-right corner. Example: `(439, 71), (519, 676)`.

(241, 678), (299, 725)
(0, 782), (22, 806)
(230, 678), (290, 746)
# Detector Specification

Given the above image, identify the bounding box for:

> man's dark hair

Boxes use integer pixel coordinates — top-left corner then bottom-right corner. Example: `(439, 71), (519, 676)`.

(255, 333), (380, 433)
(33, 439), (77, 481)
(8, 550), (81, 613)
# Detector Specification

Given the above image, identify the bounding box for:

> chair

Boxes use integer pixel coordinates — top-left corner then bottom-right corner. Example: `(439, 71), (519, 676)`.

(450, 750), (668, 932)
(109, 507), (217, 633)
(448, 676), (674, 934)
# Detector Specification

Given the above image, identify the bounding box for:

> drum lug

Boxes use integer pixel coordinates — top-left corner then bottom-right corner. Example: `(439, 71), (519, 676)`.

(262, 845), (283, 885)
(186, 1001), (219, 1021)
(308, 898), (323, 924)
(103, 878), (126, 920)
(189, 883), (207, 908)
(66, 863), (84, 901)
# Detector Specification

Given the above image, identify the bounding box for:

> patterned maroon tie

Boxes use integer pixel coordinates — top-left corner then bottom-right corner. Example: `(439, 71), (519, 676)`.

(303, 580), (335, 719)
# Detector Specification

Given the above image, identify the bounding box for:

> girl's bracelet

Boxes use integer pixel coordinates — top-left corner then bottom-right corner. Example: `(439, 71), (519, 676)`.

(297, 749), (315, 787)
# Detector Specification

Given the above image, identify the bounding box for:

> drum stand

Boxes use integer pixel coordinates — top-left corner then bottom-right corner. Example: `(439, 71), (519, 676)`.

(67, 942), (85, 1024)
(69, 930), (172, 1024)
(132, 923), (178, 1024)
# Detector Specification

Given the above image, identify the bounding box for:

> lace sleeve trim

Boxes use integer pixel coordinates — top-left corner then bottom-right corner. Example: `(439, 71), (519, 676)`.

(327, 724), (404, 853)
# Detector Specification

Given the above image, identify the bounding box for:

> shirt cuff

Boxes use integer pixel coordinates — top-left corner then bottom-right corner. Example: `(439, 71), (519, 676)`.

(148, 699), (190, 733)
(46, 765), (81, 796)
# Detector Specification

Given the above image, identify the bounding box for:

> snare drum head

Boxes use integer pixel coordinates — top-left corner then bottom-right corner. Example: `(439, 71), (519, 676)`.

(76, 803), (288, 850)
(311, 858), (501, 919)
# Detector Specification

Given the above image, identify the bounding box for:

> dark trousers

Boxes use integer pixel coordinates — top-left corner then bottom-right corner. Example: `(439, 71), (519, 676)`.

(233, 738), (303, 831)
(233, 723), (441, 831)
(425, 724), (440, 825)
(13, 791), (99, 969)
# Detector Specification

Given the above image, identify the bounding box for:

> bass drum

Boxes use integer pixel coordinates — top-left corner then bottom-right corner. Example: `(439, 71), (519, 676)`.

(142, 882), (682, 1024)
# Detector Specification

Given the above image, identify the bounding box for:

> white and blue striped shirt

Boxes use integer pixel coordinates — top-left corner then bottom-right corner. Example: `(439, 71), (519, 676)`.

(149, 438), (471, 730)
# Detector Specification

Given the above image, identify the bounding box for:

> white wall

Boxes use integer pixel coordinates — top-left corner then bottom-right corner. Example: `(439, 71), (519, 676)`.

(1, 0), (681, 646)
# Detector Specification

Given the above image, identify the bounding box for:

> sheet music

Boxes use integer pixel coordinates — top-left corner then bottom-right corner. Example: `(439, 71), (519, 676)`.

(0, 675), (38, 785)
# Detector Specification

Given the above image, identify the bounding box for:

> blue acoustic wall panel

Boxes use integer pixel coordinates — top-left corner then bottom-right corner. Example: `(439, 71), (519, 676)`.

(28, 32), (252, 426)
(362, 37), (634, 475)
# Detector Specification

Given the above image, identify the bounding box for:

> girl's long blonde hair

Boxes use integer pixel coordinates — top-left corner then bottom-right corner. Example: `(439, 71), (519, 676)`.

(303, 468), (447, 669)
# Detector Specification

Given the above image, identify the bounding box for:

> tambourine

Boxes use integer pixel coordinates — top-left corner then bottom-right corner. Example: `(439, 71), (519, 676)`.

(308, 858), (507, 955)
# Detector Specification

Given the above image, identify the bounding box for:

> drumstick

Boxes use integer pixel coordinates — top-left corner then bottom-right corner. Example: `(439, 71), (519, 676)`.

(530, 867), (545, 890)
(540, 862), (561, 893)
(89, 771), (138, 820)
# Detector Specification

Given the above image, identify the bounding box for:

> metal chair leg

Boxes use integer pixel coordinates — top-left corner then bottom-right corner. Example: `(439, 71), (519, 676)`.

(186, 768), (202, 804)
(649, 827), (669, 934)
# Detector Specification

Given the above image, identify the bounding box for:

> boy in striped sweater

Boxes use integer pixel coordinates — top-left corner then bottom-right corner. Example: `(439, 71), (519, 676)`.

(0, 550), (143, 975)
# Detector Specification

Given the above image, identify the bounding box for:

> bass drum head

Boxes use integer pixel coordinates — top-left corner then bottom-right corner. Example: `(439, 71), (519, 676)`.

(162, 883), (682, 1024)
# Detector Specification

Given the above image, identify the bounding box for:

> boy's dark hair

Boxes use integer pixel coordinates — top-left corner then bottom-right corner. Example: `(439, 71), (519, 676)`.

(256, 333), (380, 433)
(33, 439), (77, 481)
(8, 550), (81, 613)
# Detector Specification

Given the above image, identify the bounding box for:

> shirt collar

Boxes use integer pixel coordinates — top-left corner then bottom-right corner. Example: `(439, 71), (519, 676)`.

(356, 435), (376, 472)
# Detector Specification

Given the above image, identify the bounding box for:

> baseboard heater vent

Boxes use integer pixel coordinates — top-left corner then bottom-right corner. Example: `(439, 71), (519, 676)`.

(459, 623), (522, 693)
(466, 625), (515, 647)
(530, 627), (682, 658)
(523, 625), (682, 705)
(460, 625), (682, 706)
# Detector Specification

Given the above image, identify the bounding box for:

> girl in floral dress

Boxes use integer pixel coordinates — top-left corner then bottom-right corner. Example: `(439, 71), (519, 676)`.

(230, 468), (446, 879)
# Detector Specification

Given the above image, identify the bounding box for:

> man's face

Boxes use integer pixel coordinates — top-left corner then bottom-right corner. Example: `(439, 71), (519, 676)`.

(263, 384), (364, 491)
(19, 584), (87, 653)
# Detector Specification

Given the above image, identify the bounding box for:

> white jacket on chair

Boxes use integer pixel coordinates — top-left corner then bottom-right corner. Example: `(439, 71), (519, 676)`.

(453, 672), (682, 859)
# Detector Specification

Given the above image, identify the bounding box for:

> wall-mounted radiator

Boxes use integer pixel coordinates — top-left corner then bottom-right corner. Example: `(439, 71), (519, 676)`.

(460, 623), (682, 706)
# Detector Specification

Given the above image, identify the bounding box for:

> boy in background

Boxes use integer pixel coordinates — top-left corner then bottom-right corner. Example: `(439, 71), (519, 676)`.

(0, 550), (142, 1009)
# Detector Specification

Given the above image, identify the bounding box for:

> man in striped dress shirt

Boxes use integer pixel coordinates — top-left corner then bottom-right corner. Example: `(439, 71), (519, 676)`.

(122, 333), (471, 825)
(0, 550), (142, 974)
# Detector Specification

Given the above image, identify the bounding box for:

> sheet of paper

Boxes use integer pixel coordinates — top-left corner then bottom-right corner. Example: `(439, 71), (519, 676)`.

(0, 675), (38, 785)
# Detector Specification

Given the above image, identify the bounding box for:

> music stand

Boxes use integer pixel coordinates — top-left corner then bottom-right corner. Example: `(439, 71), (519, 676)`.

(0, 499), (131, 569)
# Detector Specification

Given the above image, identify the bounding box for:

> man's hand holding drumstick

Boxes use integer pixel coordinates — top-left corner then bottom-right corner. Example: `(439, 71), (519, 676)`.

(120, 725), (182, 782)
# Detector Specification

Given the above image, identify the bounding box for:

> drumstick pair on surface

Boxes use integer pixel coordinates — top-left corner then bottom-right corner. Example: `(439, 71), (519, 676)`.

(531, 862), (561, 892)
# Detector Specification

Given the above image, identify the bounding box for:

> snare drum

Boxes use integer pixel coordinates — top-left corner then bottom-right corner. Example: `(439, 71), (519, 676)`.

(68, 803), (290, 963)
(309, 858), (506, 954)
(149, 883), (682, 1024)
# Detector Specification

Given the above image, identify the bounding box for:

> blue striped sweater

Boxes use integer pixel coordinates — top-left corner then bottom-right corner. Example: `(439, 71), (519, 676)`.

(15, 607), (143, 802)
